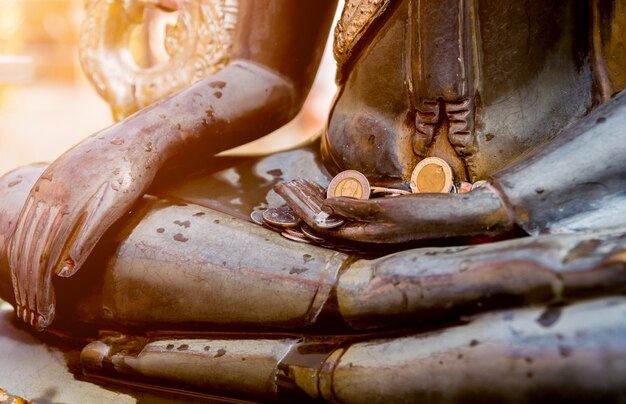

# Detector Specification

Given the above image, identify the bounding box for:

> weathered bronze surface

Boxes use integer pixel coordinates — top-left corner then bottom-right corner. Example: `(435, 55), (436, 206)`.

(1, 0), (626, 401)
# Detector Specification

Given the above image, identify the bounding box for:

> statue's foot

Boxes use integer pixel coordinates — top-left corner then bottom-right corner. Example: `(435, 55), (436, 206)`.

(0, 164), (47, 303)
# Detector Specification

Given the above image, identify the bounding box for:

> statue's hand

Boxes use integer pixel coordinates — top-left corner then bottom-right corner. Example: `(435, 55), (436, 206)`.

(276, 180), (513, 245)
(9, 127), (160, 329)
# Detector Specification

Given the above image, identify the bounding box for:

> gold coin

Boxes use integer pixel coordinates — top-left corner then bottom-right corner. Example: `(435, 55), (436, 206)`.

(410, 157), (453, 193)
(327, 170), (371, 200)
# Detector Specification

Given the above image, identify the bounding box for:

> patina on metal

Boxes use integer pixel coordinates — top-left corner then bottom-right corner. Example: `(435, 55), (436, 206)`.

(1, 0), (626, 402)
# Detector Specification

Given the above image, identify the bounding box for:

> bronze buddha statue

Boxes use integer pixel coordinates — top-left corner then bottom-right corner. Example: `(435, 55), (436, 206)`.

(1, 0), (626, 401)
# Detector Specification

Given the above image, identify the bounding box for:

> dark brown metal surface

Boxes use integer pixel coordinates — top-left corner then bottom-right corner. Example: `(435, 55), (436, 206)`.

(1, 0), (626, 402)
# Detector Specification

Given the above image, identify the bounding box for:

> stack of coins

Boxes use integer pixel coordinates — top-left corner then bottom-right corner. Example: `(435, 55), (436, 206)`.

(251, 204), (368, 253)
(327, 170), (414, 199)
(251, 204), (306, 242)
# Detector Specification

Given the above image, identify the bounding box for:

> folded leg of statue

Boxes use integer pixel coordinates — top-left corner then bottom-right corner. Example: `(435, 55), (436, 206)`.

(80, 297), (626, 402)
(1, 142), (625, 402)
(53, 195), (626, 330)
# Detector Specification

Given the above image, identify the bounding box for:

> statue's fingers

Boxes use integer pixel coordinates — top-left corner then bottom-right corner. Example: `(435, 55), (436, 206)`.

(322, 197), (382, 221)
(290, 180), (324, 213)
(298, 179), (326, 201)
(34, 265), (56, 330)
(33, 205), (64, 330)
(56, 181), (114, 278)
(24, 203), (52, 327)
(9, 196), (36, 321)
(333, 221), (395, 244)
(274, 182), (318, 223)
(13, 199), (63, 329)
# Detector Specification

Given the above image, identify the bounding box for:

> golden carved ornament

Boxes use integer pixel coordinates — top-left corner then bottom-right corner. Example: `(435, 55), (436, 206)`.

(0, 387), (33, 404)
(79, 0), (238, 121)
(334, 0), (392, 73)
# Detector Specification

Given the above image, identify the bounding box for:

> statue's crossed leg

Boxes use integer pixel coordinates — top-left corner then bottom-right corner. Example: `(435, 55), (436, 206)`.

(80, 296), (626, 402)
(1, 146), (625, 401)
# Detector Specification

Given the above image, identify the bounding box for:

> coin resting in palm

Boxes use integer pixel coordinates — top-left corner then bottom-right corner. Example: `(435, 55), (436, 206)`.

(327, 170), (371, 199)
(410, 157), (453, 193)
(335, 178), (361, 198)
(1, 0), (626, 401)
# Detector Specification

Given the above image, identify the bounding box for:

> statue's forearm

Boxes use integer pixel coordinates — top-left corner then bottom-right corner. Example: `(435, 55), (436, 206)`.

(110, 0), (339, 174)
(491, 90), (626, 235)
(123, 61), (299, 172)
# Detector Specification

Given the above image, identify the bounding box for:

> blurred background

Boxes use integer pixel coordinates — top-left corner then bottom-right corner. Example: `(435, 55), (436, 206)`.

(0, 0), (338, 176)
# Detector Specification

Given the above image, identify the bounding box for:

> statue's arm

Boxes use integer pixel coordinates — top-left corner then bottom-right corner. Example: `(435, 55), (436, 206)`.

(8, 0), (338, 330)
(488, 90), (626, 236)
(157, 0), (339, 168)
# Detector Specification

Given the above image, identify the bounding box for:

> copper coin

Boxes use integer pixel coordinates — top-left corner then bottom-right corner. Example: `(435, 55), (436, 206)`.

(301, 225), (326, 243)
(410, 157), (453, 193)
(262, 205), (301, 228)
(285, 228), (306, 238)
(263, 222), (288, 233)
(327, 170), (371, 200)
(281, 231), (312, 244)
(315, 211), (346, 229)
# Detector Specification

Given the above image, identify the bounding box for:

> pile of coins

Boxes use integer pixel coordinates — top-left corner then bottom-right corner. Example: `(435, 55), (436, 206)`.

(250, 203), (352, 249)
(323, 158), (487, 198)
(250, 157), (489, 248)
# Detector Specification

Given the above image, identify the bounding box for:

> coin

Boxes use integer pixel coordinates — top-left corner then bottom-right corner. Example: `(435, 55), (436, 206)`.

(250, 209), (266, 225)
(301, 225), (326, 243)
(262, 205), (301, 228)
(327, 170), (371, 200)
(281, 231), (311, 244)
(315, 211), (346, 229)
(410, 157), (454, 193)
(285, 228), (306, 238)
(262, 220), (289, 233)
